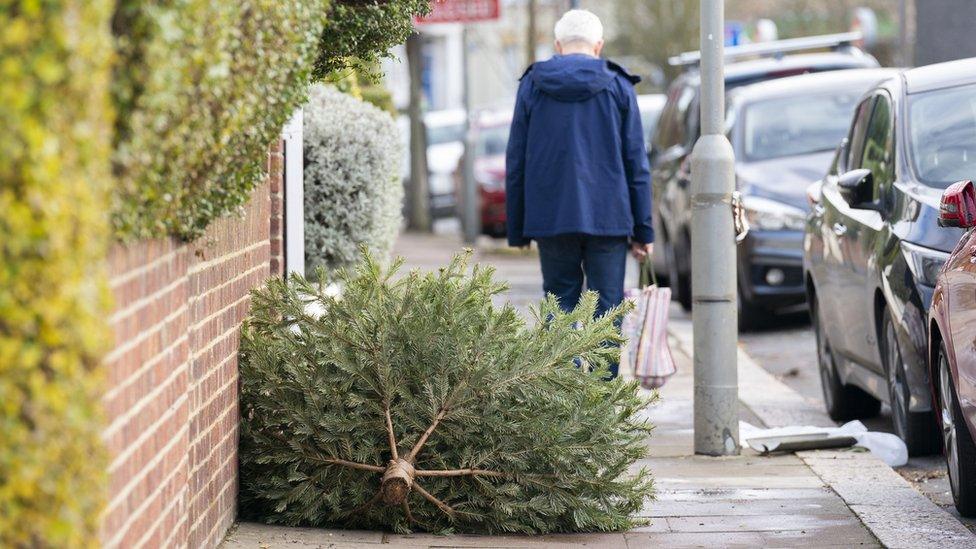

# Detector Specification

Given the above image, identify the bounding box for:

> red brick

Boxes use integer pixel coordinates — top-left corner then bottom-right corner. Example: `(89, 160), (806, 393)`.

(101, 145), (279, 548)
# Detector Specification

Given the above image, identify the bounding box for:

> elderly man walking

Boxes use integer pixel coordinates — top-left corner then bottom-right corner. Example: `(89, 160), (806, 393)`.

(505, 9), (654, 377)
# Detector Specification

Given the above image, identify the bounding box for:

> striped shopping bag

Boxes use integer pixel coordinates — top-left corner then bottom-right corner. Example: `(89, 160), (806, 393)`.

(621, 258), (677, 389)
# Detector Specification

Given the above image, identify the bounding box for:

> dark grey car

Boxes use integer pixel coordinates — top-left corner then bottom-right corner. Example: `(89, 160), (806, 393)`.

(728, 69), (900, 325)
(804, 58), (976, 455)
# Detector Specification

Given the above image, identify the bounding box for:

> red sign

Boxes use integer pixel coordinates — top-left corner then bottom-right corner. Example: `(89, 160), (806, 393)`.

(415, 0), (500, 24)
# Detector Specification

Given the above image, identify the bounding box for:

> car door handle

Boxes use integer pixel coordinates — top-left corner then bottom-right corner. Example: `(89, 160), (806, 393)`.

(832, 223), (848, 237)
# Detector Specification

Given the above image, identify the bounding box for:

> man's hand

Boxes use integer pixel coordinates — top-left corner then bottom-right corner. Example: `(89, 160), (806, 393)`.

(630, 242), (653, 261)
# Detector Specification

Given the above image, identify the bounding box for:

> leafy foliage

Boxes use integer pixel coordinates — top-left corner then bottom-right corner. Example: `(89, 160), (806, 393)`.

(239, 251), (655, 534)
(303, 85), (403, 273)
(314, 0), (432, 80)
(0, 0), (114, 545)
(111, 0), (329, 240)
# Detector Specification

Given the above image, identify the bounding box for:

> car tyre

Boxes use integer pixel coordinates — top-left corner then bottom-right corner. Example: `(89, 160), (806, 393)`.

(881, 309), (940, 456)
(665, 235), (692, 312)
(812, 293), (880, 421)
(937, 342), (976, 517)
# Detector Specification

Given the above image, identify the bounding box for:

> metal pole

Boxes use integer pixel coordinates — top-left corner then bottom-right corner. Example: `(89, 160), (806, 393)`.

(899, 0), (910, 67)
(461, 26), (479, 245)
(691, 0), (739, 456)
(526, 0), (538, 65)
(406, 33), (431, 232)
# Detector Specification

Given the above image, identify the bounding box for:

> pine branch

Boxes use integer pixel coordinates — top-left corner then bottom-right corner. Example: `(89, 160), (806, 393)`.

(322, 458), (386, 473)
(415, 468), (507, 478)
(385, 403), (399, 460)
(406, 407), (447, 463)
(413, 482), (455, 518)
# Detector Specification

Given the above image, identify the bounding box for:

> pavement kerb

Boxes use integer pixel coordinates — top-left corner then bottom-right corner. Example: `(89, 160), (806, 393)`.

(668, 324), (975, 548)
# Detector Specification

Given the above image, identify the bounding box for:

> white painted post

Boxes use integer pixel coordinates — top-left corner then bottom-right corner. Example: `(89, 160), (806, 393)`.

(282, 108), (305, 277)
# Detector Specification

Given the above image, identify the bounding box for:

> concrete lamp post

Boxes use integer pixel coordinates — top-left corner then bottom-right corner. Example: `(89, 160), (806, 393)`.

(690, 0), (740, 456)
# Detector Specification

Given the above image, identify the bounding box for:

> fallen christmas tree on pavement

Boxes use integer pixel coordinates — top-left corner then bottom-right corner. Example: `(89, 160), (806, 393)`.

(238, 251), (655, 534)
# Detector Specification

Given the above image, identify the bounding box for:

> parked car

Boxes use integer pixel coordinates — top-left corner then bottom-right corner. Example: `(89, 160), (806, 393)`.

(805, 58), (976, 455)
(637, 93), (667, 151)
(931, 180), (976, 517)
(651, 34), (879, 311)
(471, 110), (512, 237)
(399, 109), (467, 219)
(728, 69), (898, 326)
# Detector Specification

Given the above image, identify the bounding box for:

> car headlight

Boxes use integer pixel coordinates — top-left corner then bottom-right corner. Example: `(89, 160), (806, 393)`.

(742, 195), (807, 231)
(901, 241), (950, 287)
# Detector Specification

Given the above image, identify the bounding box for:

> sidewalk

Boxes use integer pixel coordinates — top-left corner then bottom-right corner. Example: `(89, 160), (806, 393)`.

(222, 233), (972, 548)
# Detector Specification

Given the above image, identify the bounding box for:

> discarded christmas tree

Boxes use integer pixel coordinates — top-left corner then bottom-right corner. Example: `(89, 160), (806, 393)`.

(239, 251), (655, 534)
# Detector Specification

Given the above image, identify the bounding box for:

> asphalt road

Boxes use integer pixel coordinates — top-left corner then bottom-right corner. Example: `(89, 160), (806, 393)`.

(726, 309), (976, 533)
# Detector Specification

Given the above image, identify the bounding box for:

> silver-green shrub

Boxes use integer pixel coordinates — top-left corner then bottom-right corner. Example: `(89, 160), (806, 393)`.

(304, 84), (403, 272)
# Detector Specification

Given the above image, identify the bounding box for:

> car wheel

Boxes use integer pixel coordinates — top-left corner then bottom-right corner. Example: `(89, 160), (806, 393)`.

(665, 235), (692, 312)
(812, 294), (880, 421)
(937, 342), (976, 517)
(881, 309), (939, 456)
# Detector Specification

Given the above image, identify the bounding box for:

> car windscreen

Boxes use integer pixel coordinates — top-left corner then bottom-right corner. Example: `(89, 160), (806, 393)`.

(427, 123), (465, 146)
(909, 83), (976, 188)
(476, 124), (509, 157)
(741, 91), (860, 162)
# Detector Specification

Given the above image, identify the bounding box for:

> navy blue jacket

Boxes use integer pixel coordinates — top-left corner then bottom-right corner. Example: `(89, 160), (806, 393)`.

(505, 54), (654, 247)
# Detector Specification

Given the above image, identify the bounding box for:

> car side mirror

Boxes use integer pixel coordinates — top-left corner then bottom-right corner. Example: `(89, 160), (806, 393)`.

(837, 169), (877, 209)
(939, 180), (976, 228)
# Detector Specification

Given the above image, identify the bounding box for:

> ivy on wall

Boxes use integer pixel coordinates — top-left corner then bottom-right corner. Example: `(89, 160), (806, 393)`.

(0, 1), (115, 545)
(111, 0), (430, 242)
(111, 0), (331, 240)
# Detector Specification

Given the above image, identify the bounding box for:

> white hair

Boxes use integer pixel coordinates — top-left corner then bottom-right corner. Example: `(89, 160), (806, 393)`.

(554, 9), (603, 46)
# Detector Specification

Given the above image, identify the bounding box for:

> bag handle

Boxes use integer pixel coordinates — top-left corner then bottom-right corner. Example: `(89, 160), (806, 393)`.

(638, 250), (657, 289)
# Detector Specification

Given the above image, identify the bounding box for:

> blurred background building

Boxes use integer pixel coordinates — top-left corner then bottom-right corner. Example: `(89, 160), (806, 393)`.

(915, 0), (976, 66)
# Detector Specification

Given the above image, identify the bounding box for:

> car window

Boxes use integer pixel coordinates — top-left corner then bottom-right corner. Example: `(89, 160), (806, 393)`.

(846, 97), (875, 171)
(860, 94), (894, 196)
(476, 125), (509, 157)
(741, 91), (861, 162)
(427, 123), (465, 146)
(909, 83), (976, 188)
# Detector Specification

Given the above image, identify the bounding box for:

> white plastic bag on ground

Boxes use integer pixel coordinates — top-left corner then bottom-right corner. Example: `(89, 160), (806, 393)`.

(739, 420), (908, 467)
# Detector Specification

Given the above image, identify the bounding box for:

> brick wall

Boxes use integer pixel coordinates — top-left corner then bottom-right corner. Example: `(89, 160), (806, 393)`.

(101, 146), (284, 547)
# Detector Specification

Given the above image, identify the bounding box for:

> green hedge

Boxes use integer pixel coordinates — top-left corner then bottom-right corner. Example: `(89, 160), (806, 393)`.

(111, 0), (429, 241)
(111, 0), (331, 240)
(0, 1), (114, 546)
(314, 0), (431, 79)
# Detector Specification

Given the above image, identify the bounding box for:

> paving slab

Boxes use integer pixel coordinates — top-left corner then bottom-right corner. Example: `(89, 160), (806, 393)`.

(383, 532), (627, 548)
(624, 531), (765, 548)
(641, 496), (851, 517)
(222, 523), (384, 547)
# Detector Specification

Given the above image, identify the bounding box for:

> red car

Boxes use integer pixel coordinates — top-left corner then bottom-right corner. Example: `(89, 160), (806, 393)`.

(930, 180), (976, 516)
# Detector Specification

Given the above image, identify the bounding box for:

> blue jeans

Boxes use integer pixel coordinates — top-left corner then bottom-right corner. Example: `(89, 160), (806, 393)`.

(536, 234), (628, 378)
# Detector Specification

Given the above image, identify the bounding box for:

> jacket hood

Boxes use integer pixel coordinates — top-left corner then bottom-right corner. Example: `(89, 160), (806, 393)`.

(529, 55), (620, 102)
